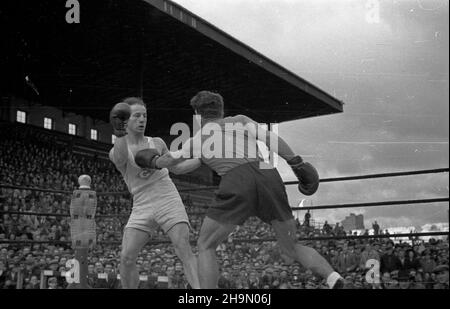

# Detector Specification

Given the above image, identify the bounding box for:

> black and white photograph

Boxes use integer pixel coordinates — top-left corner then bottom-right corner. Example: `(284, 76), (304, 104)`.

(0, 0), (448, 297)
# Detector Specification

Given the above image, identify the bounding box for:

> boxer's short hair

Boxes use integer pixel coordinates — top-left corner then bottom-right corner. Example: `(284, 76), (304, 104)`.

(122, 97), (146, 108)
(190, 90), (224, 119)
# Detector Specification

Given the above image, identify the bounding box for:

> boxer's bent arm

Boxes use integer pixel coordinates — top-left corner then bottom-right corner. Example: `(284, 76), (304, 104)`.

(169, 158), (202, 175)
(238, 115), (296, 162)
(109, 136), (128, 167)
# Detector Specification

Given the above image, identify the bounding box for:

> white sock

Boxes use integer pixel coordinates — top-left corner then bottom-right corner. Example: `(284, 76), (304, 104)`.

(326, 272), (342, 288)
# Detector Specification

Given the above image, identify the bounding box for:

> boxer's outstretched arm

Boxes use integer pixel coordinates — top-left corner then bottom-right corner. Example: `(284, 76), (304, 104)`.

(156, 135), (198, 169)
(109, 136), (128, 167)
(237, 115), (297, 162)
(169, 159), (202, 175)
(156, 149), (191, 169)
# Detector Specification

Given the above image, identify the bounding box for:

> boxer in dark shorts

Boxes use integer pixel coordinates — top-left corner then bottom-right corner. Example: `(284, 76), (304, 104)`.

(138, 91), (344, 289)
(209, 161), (294, 225)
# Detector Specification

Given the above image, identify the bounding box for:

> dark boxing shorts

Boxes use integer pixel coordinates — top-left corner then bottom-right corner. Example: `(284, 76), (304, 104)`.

(206, 161), (294, 225)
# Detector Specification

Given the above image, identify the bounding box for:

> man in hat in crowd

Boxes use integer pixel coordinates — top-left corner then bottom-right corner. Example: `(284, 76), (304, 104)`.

(432, 264), (449, 289)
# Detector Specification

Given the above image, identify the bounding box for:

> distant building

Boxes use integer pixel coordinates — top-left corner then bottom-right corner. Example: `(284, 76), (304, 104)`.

(341, 213), (365, 231)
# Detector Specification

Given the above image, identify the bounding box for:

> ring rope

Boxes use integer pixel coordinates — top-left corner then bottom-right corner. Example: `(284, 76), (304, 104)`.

(0, 232), (448, 246)
(285, 167), (449, 185)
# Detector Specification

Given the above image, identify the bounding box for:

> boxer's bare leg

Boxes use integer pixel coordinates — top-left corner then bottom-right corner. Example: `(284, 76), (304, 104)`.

(167, 223), (200, 289)
(120, 228), (149, 289)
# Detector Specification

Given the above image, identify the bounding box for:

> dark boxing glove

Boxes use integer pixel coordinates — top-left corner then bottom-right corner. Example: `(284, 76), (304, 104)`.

(110, 102), (131, 137)
(287, 155), (320, 196)
(135, 148), (161, 169)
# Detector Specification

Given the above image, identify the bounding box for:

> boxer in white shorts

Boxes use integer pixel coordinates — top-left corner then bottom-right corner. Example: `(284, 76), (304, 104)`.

(109, 97), (200, 289)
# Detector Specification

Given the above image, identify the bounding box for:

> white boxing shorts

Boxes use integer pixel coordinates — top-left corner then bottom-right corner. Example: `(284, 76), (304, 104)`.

(125, 177), (190, 234)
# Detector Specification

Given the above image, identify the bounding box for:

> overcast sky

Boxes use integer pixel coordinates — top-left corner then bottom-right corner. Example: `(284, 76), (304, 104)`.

(173, 0), (449, 229)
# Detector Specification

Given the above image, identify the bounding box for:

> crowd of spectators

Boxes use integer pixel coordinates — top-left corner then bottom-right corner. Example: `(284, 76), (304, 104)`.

(0, 124), (448, 289)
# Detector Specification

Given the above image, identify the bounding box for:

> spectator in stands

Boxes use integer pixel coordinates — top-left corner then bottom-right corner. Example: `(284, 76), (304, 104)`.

(0, 260), (7, 289)
(304, 210), (311, 228)
(384, 276), (399, 289)
(320, 245), (331, 264)
(248, 270), (261, 289)
(405, 249), (421, 271)
(398, 270), (411, 289)
(412, 271), (426, 289)
(335, 223), (347, 236)
(260, 267), (274, 288)
(359, 243), (380, 270)
(3, 263), (20, 288)
(97, 262), (119, 289)
(432, 265), (449, 289)
(47, 277), (58, 289)
(380, 241), (401, 274)
(328, 248), (339, 271)
(420, 252), (437, 274)
(337, 243), (359, 274)
(372, 221), (380, 236)
(24, 275), (40, 289)
(218, 270), (234, 289)
(87, 263), (96, 287)
(398, 249), (410, 272)
(322, 221), (332, 235)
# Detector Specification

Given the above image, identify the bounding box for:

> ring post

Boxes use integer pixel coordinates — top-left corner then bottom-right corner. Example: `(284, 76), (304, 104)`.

(67, 175), (97, 289)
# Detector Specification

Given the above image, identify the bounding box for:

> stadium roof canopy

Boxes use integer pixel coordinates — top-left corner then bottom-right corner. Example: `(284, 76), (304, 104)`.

(1, 0), (343, 135)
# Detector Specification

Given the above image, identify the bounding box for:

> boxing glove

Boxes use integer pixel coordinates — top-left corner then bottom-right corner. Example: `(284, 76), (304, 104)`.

(135, 148), (161, 169)
(287, 155), (320, 196)
(110, 103), (131, 137)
